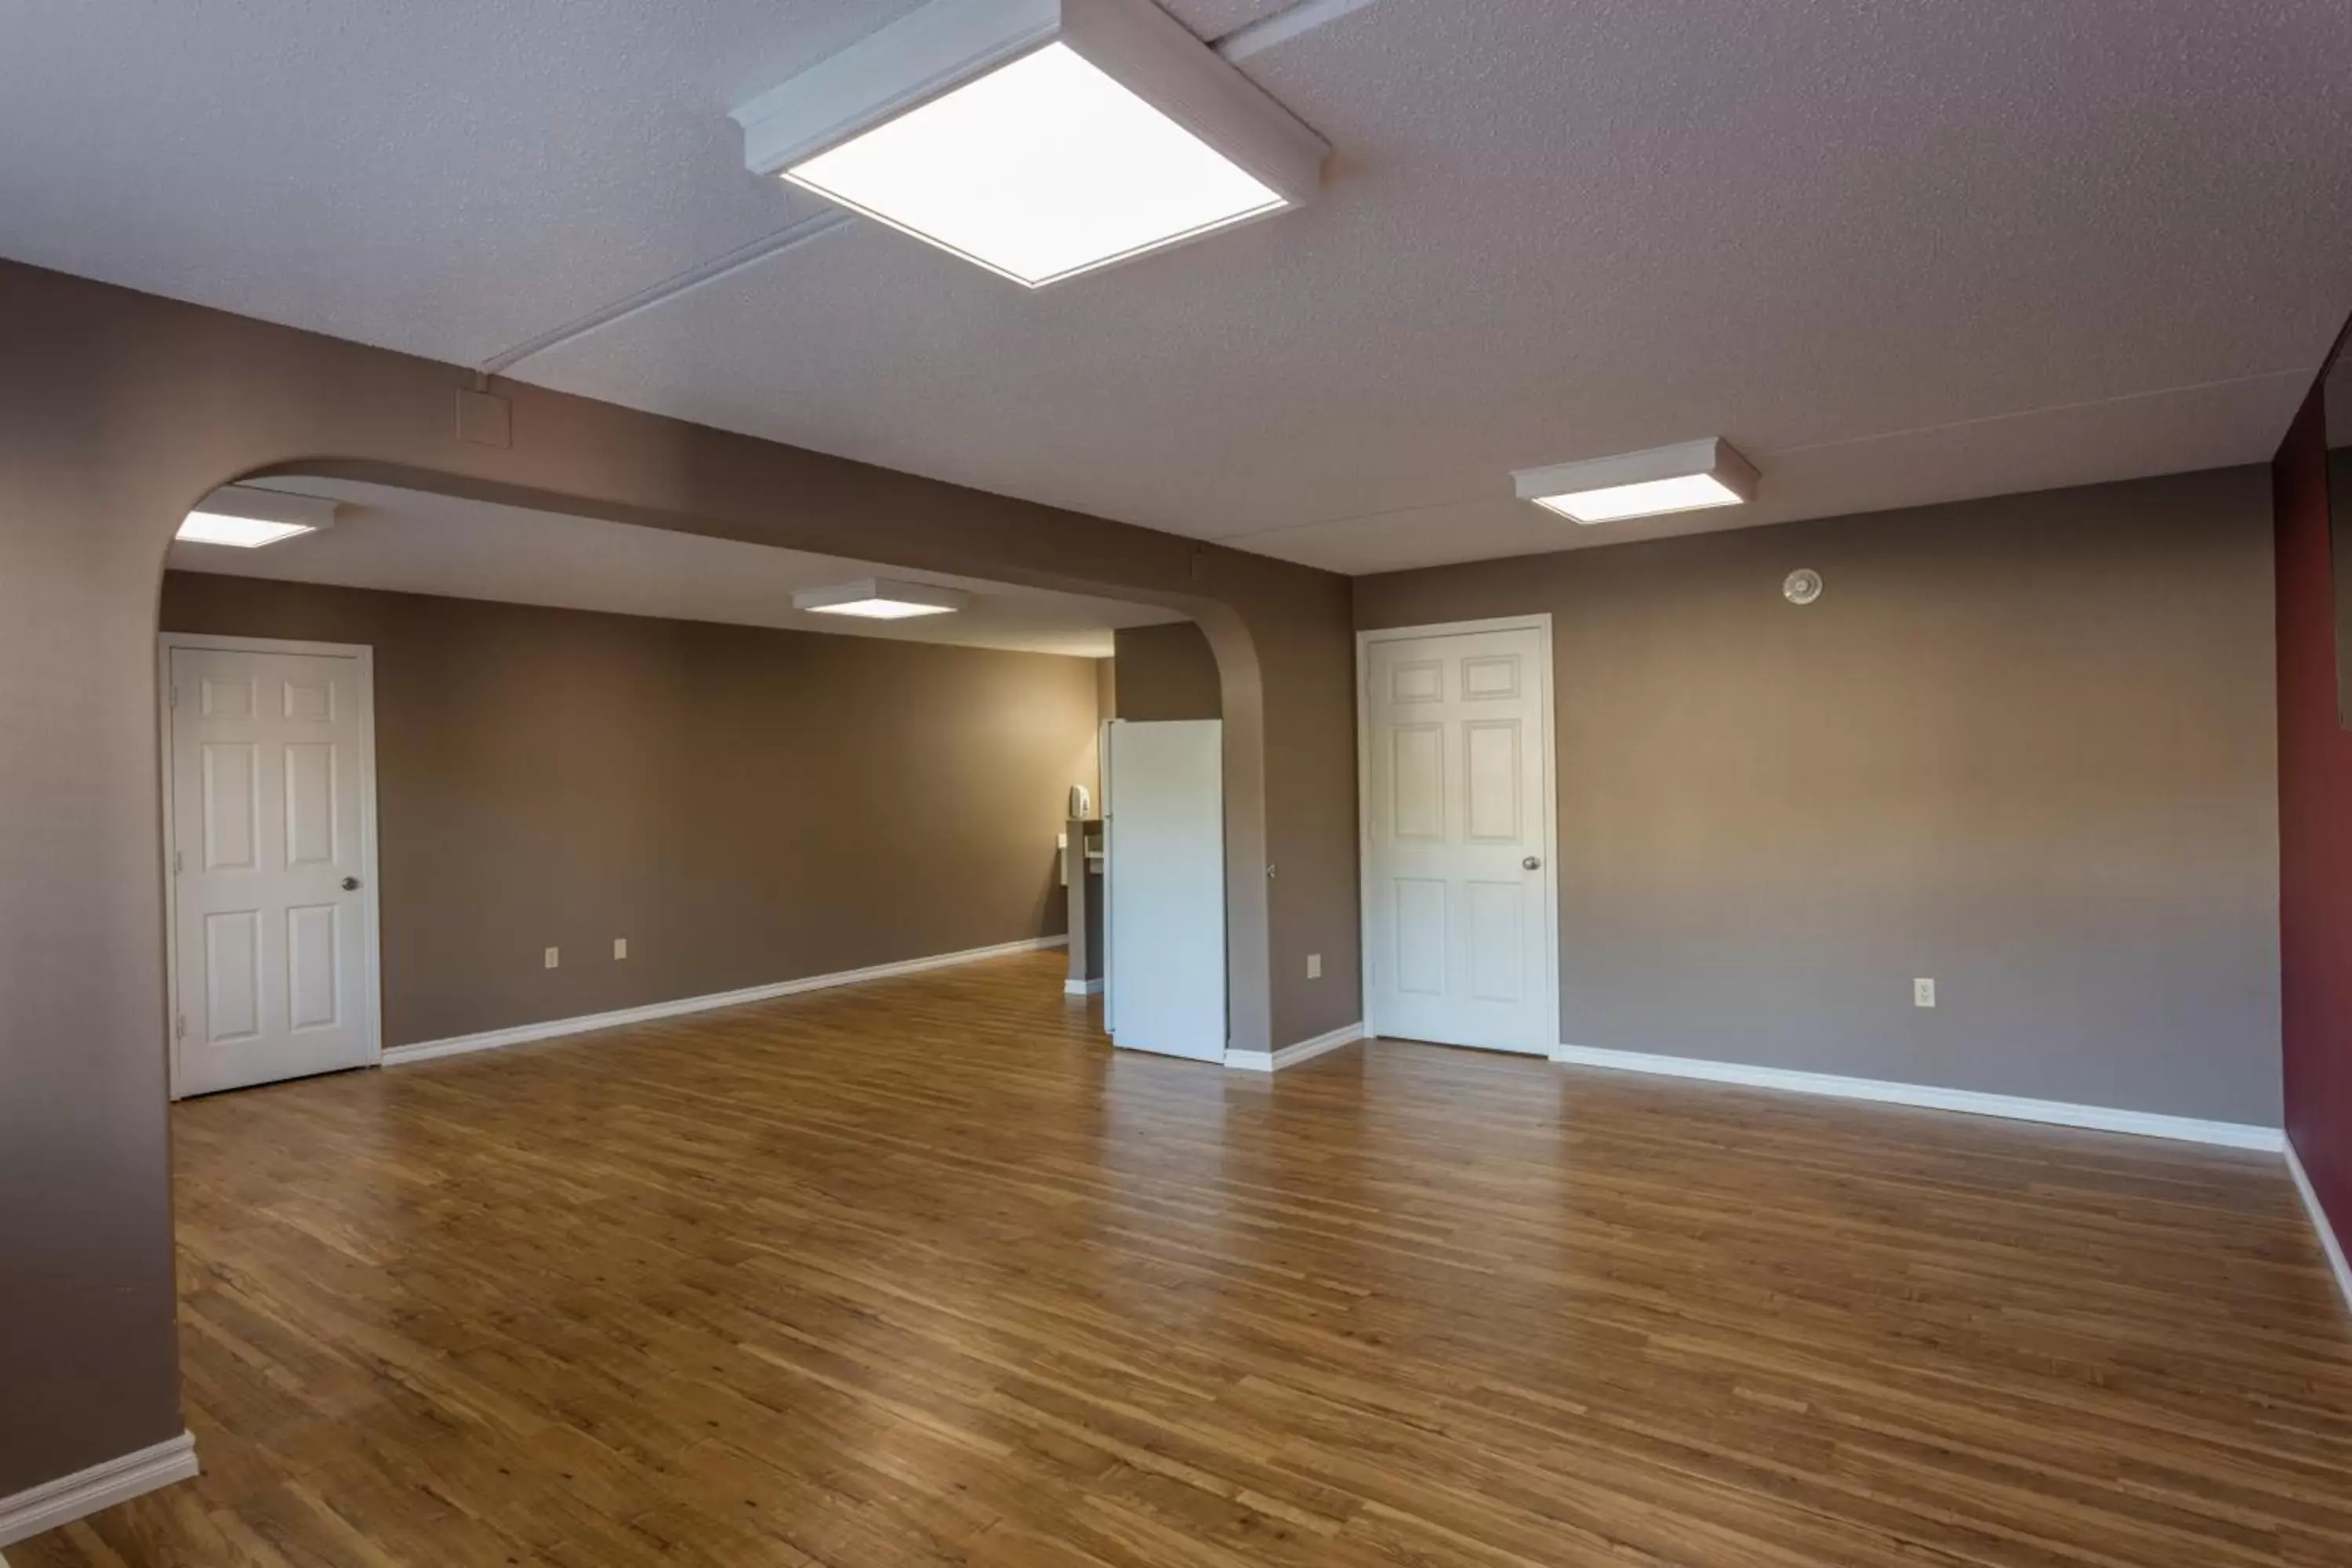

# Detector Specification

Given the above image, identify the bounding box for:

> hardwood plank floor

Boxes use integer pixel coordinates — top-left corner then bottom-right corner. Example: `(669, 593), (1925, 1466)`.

(17, 949), (2352, 1566)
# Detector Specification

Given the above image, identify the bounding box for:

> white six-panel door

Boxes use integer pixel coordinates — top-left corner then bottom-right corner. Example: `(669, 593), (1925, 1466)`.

(165, 639), (379, 1097)
(1361, 622), (1557, 1054)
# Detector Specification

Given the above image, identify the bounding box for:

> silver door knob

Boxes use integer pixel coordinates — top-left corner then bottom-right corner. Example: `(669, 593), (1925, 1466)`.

(1523, 856), (1542, 871)
(341, 876), (361, 891)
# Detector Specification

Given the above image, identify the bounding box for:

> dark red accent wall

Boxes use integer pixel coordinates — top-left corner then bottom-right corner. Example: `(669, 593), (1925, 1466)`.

(2276, 383), (2352, 1233)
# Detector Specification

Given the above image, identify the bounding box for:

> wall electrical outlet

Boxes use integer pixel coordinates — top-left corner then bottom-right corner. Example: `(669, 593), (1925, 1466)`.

(544, 946), (561, 970)
(1307, 953), (1322, 979)
(613, 938), (628, 960)
(1914, 978), (1936, 1008)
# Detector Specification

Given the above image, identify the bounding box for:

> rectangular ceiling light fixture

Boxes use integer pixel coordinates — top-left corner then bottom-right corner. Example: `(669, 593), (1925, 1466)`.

(1515, 438), (1761, 525)
(793, 578), (972, 619)
(731, 0), (1330, 288)
(176, 485), (338, 548)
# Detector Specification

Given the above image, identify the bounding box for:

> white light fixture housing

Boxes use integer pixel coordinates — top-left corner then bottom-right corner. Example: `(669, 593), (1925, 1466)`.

(176, 485), (338, 548)
(731, 0), (1329, 288)
(793, 578), (972, 619)
(1514, 437), (1761, 525)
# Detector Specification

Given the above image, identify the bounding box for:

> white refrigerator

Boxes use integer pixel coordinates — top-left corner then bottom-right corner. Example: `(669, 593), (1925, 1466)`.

(1104, 719), (1226, 1062)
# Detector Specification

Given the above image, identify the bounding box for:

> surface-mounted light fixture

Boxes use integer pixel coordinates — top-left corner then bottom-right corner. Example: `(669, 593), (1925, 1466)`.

(1514, 438), (1760, 525)
(793, 578), (972, 619)
(731, 0), (1330, 288)
(176, 485), (338, 548)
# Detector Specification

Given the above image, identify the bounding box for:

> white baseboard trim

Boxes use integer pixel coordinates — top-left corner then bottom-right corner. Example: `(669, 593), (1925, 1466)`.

(2287, 1138), (2352, 1316)
(0, 1431), (198, 1548)
(1549, 1044), (2285, 1152)
(384, 935), (1070, 1066)
(1062, 978), (1104, 996)
(1226, 1021), (1366, 1075)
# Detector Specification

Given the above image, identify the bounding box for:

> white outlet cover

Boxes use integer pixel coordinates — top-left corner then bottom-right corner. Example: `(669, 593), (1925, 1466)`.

(1914, 978), (1936, 1007)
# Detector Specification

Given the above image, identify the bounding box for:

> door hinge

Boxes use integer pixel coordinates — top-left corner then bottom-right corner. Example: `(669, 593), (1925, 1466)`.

(172, 849), (183, 875)
(174, 1013), (187, 1040)
(168, 684), (179, 709)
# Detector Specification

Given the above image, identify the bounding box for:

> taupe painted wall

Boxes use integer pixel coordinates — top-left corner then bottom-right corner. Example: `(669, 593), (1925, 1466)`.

(1356, 466), (2283, 1125)
(0, 257), (1358, 1500)
(1097, 622), (1368, 1019)
(161, 573), (1100, 1047)
(1112, 622), (1223, 720)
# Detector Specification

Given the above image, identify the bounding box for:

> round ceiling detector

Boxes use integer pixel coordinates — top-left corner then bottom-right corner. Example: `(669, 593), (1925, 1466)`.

(1783, 568), (1823, 606)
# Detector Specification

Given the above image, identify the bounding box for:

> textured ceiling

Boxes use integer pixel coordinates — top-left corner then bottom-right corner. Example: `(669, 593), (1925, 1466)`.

(168, 481), (1181, 658)
(6, 1), (2350, 574)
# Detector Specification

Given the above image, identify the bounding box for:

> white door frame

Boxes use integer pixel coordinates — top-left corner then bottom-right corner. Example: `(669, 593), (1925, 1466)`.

(158, 633), (385, 1100)
(1356, 615), (1561, 1052)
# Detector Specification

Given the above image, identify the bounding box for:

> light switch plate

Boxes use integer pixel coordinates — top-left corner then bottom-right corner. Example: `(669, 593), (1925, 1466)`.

(545, 946), (560, 970)
(1307, 953), (1322, 979)
(1914, 978), (1936, 1008)
(614, 938), (628, 960)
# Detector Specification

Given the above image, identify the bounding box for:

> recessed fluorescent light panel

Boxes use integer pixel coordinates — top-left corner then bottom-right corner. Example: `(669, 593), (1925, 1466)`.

(793, 578), (972, 619)
(175, 485), (338, 548)
(1515, 438), (1760, 525)
(732, 0), (1329, 287)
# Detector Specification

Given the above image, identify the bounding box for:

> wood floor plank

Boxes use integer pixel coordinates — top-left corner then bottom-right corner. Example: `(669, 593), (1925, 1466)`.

(14, 949), (2351, 1566)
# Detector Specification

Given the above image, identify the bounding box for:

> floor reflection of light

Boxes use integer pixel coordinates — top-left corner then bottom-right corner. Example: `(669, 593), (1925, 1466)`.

(1312, 1042), (1579, 1382)
(1094, 1047), (1236, 1334)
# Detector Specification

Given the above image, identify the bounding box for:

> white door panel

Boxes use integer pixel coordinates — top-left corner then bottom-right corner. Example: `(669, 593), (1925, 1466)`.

(1105, 720), (1225, 1062)
(168, 643), (378, 1097)
(1363, 626), (1555, 1054)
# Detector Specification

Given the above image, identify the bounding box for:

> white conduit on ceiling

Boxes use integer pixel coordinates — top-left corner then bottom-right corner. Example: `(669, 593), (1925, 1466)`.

(474, 0), (1382, 377)
(1212, 0), (1384, 60)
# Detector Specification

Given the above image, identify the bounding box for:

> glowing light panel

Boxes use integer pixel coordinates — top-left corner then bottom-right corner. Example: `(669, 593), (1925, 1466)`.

(786, 43), (1285, 287)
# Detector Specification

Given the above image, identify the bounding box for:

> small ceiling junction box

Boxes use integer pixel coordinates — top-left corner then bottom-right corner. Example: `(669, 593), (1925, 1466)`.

(456, 387), (512, 448)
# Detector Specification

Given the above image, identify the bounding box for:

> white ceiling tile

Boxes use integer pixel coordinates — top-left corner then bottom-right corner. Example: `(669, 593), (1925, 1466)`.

(0, 0), (931, 363)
